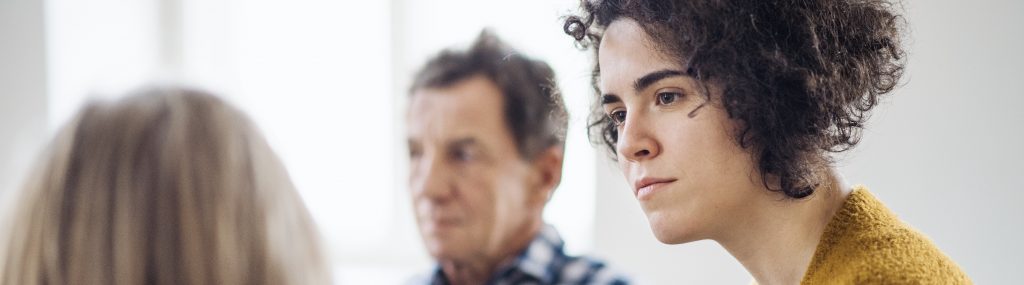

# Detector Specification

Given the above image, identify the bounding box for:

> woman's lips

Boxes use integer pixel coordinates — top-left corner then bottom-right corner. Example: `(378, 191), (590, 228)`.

(633, 177), (678, 200)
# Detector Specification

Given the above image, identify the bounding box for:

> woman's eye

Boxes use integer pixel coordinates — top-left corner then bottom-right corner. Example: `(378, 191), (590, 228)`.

(656, 92), (682, 105)
(608, 110), (626, 125)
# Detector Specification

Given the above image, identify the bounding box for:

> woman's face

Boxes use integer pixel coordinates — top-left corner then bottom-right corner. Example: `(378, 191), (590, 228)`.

(598, 18), (763, 244)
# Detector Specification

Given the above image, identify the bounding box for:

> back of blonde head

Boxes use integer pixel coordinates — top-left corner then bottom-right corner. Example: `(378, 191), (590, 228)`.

(0, 87), (330, 285)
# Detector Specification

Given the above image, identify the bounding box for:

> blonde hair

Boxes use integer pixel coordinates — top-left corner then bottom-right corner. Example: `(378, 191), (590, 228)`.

(0, 87), (330, 285)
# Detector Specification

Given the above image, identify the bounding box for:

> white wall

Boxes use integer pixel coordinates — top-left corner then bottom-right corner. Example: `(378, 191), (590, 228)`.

(0, 0), (48, 199)
(843, 0), (1024, 283)
(590, 0), (1024, 284)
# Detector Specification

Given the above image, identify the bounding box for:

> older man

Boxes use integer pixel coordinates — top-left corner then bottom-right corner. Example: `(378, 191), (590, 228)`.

(405, 31), (630, 285)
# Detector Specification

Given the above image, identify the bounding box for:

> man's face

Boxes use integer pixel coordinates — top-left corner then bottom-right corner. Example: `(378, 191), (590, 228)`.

(407, 75), (546, 263)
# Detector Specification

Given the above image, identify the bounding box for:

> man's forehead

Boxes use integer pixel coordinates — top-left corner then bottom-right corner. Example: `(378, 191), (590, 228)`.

(408, 78), (507, 136)
(409, 91), (492, 117)
(411, 76), (503, 109)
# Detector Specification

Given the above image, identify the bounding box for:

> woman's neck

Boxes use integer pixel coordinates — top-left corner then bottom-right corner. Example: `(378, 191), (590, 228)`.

(715, 170), (852, 285)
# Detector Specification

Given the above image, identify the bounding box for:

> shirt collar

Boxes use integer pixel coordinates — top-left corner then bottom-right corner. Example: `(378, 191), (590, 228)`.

(429, 225), (566, 285)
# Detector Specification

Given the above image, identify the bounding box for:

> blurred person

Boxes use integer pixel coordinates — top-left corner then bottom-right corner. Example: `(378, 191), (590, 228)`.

(563, 0), (970, 284)
(0, 87), (331, 285)
(406, 30), (631, 285)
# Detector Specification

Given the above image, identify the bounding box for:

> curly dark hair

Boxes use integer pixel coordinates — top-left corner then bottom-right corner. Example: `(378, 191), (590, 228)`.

(564, 0), (906, 198)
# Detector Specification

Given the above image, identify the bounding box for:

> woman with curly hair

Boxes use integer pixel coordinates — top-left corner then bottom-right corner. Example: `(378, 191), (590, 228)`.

(564, 0), (970, 284)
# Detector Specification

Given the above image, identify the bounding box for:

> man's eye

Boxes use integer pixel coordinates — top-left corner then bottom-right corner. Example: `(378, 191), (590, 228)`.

(608, 110), (626, 125)
(408, 145), (422, 159)
(453, 148), (474, 162)
(656, 92), (682, 105)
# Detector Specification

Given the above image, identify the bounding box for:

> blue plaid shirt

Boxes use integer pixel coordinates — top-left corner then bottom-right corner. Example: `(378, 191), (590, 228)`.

(420, 225), (631, 285)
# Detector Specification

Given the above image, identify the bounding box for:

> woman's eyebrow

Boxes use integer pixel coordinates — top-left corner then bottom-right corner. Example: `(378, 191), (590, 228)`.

(601, 94), (621, 105)
(634, 69), (687, 92)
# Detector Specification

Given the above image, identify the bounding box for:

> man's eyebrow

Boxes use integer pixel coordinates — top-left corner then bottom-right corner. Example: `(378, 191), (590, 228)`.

(634, 69), (688, 92)
(448, 137), (491, 159)
(449, 137), (480, 150)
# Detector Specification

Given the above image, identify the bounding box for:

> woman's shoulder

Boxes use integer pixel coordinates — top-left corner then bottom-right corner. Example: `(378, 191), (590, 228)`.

(802, 186), (972, 284)
(839, 224), (971, 284)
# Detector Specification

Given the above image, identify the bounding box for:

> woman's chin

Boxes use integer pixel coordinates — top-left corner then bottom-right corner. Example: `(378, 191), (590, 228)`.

(646, 211), (700, 244)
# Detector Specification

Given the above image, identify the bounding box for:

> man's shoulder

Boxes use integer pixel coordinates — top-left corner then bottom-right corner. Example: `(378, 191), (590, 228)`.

(528, 225), (632, 284)
(410, 225), (634, 285)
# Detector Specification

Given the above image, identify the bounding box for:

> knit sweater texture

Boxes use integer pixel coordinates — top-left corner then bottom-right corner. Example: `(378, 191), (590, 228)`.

(801, 185), (971, 284)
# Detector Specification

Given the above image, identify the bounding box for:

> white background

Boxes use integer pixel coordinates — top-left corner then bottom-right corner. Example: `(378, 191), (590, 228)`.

(1, 0), (1022, 284)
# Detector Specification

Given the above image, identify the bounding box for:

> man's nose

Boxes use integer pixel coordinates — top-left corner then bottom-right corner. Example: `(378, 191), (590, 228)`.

(410, 154), (454, 202)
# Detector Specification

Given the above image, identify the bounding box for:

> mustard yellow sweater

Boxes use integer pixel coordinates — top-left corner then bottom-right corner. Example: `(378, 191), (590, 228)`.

(801, 186), (971, 284)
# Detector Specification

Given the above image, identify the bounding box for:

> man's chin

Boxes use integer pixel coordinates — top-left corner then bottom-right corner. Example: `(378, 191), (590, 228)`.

(426, 242), (469, 261)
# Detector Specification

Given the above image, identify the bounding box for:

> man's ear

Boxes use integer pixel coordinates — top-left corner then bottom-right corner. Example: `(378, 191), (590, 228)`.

(530, 146), (564, 204)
